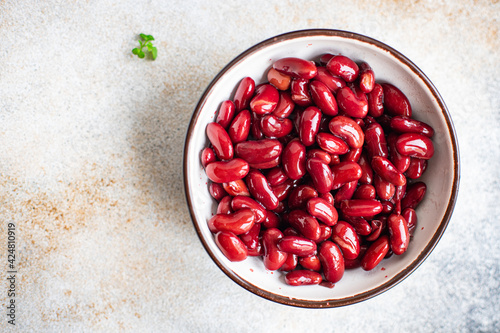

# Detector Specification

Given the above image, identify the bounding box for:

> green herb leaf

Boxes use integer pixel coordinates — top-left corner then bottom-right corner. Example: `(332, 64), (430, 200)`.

(132, 34), (157, 60)
(139, 33), (148, 40)
(138, 51), (145, 59)
(132, 48), (139, 55)
(151, 47), (157, 60)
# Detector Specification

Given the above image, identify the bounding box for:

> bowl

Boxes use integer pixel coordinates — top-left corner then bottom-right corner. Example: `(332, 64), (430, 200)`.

(183, 29), (460, 308)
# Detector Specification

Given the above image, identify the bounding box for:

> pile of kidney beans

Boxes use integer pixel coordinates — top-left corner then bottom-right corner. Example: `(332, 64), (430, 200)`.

(201, 54), (434, 287)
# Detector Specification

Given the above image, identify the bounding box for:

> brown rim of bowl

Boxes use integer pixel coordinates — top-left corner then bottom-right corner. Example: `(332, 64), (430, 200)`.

(183, 29), (460, 308)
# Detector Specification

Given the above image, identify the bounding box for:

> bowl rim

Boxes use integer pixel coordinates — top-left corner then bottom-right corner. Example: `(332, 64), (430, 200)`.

(183, 29), (460, 308)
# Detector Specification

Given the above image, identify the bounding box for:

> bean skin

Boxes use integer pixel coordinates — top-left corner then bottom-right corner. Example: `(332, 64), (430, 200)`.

(326, 55), (359, 82)
(319, 241), (345, 283)
(285, 270), (322, 286)
(215, 231), (248, 262)
(262, 228), (288, 270)
(388, 214), (410, 255)
(381, 83), (412, 117)
(206, 122), (234, 160)
(267, 67), (292, 90)
(396, 133), (435, 159)
(331, 221), (360, 260)
(287, 210), (321, 242)
(246, 169), (279, 210)
(208, 208), (256, 235)
(205, 158), (250, 183)
(310, 80), (338, 116)
(361, 235), (389, 271)
(228, 109), (251, 144)
(233, 77), (255, 112)
(328, 115), (365, 149)
(273, 57), (318, 79)
(282, 139), (307, 180)
(250, 84), (279, 115)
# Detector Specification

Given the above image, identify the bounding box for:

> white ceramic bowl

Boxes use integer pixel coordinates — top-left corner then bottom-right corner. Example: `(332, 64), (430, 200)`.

(184, 29), (460, 307)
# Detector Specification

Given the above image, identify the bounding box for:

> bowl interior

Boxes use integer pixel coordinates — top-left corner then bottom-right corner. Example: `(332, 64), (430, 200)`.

(184, 30), (459, 307)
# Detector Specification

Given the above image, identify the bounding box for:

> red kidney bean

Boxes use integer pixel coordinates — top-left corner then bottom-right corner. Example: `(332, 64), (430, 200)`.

(277, 236), (317, 257)
(388, 214), (409, 255)
(201, 147), (216, 168)
(262, 228), (288, 270)
(381, 200), (394, 214)
(215, 231), (248, 262)
(317, 224), (333, 243)
(280, 253), (298, 271)
(306, 197), (338, 226)
(271, 179), (294, 202)
(406, 157), (428, 179)
(401, 182), (426, 209)
(209, 182), (228, 201)
(344, 216), (372, 236)
(288, 184), (318, 209)
(263, 210), (281, 229)
(273, 57), (318, 80)
(285, 270), (322, 286)
(357, 152), (374, 184)
(272, 91), (295, 118)
(228, 109), (251, 144)
(250, 84), (279, 115)
(341, 147), (362, 163)
(361, 235), (389, 270)
(306, 158), (333, 194)
(316, 132), (349, 155)
(208, 208), (255, 235)
(353, 184), (376, 200)
(222, 179), (250, 197)
(307, 148), (332, 165)
(367, 83), (384, 117)
(328, 115), (364, 148)
(216, 100), (236, 129)
(267, 67), (292, 90)
(390, 116), (434, 137)
(231, 196), (267, 223)
(364, 122), (389, 159)
(260, 114), (293, 138)
(340, 199), (383, 217)
(283, 227), (300, 237)
(266, 167), (289, 186)
(248, 156), (280, 170)
(239, 222), (261, 255)
(387, 132), (411, 173)
(336, 86), (369, 118)
(318, 241), (345, 283)
(331, 221), (361, 260)
(205, 158), (249, 183)
(282, 139), (307, 180)
(217, 195), (233, 215)
(334, 180), (358, 202)
(233, 77), (255, 112)
(371, 156), (407, 186)
(330, 161), (362, 190)
(315, 66), (346, 93)
(358, 62), (375, 93)
(326, 55), (359, 82)
(319, 53), (335, 66)
(246, 169), (279, 210)
(310, 80), (339, 116)
(374, 174), (395, 201)
(298, 106), (322, 146)
(381, 83), (412, 117)
(206, 122), (234, 160)
(330, 154), (341, 165)
(396, 133), (435, 159)
(402, 207), (418, 236)
(299, 255), (321, 271)
(320, 191), (335, 206)
(291, 78), (313, 106)
(235, 139), (282, 164)
(287, 210), (321, 242)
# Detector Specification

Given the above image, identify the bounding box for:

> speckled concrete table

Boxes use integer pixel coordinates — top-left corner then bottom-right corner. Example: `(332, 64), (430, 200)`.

(0, 1), (499, 332)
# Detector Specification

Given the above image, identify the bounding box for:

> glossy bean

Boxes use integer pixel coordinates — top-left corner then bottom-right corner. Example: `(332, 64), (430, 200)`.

(341, 147), (362, 163)
(387, 132), (411, 173)
(374, 174), (396, 201)
(285, 270), (322, 286)
(358, 62), (375, 93)
(361, 235), (389, 271)
(206, 122), (234, 160)
(277, 236), (317, 257)
(260, 114), (293, 138)
(216, 195), (233, 215)
(215, 231), (248, 262)
(287, 210), (321, 242)
(344, 216), (372, 236)
(353, 184), (376, 200)
(250, 84), (279, 115)
(263, 210), (281, 229)
(326, 55), (359, 82)
(381, 83), (412, 117)
(364, 122), (389, 158)
(390, 116), (434, 137)
(291, 78), (313, 106)
(246, 169), (279, 210)
(340, 199), (383, 217)
(273, 57), (318, 79)
(367, 83), (384, 117)
(209, 182), (227, 201)
(402, 207), (418, 236)
(306, 197), (338, 226)
(318, 241), (345, 283)
(396, 133), (435, 159)
(222, 179), (250, 197)
(216, 100), (236, 129)
(406, 157), (428, 179)
(235, 139), (282, 164)
(231, 196), (267, 223)
(306, 158), (333, 194)
(266, 167), (288, 186)
(310, 80), (338, 116)
(307, 148), (332, 164)
(388, 214), (410, 255)
(298, 255), (322, 271)
(208, 208), (256, 235)
(271, 179), (294, 202)
(299, 106), (322, 146)
(336, 86), (369, 118)
(331, 221), (361, 260)
(262, 228), (288, 270)
(282, 139), (307, 180)
(233, 77), (255, 112)
(239, 223), (261, 255)
(357, 152), (374, 184)
(228, 109), (251, 143)
(401, 182), (426, 209)
(315, 66), (346, 93)
(371, 156), (407, 186)
(201, 147), (216, 168)
(330, 161), (362, 190)
(316, 132), (349, 154)
(272, 91), (295, 118)
(334, 180), (358, 202)
(280, 254), (298, 271)
(328, 115), (365, 148)
(205, 158), (250, 183)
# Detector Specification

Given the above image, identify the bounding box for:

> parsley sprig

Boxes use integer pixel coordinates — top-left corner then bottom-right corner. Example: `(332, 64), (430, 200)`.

(132, 34), (158, 60)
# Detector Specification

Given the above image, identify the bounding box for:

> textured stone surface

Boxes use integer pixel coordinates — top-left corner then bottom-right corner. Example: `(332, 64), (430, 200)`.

(0, 0), (499, 331)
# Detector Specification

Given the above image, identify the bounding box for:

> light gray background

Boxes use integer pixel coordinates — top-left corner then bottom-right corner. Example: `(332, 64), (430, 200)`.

(0, 0), (499, 332)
